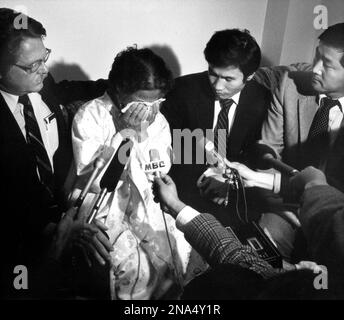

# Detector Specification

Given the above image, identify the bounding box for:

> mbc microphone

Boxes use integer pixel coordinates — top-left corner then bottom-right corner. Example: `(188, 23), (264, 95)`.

(149, 149), (162, 178)
(86, 138), (133, 224)
(252, 143), (299, 177)
(74, 156), (106, 210)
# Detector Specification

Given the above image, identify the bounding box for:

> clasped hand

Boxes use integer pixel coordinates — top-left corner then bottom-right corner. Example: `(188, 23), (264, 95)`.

(117, 102), (159, 132)
(51, 207), (113, 266)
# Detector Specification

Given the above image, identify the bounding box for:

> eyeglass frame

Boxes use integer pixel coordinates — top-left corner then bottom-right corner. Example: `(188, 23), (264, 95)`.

(13, 48), (51, 74)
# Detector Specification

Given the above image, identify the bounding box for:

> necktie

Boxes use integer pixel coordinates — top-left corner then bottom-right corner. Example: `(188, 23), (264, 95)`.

(214, 99), (234, 157)
(306, 97), (340, 166)
(308, 97), (340, 141)
(19, 95), (54, 195)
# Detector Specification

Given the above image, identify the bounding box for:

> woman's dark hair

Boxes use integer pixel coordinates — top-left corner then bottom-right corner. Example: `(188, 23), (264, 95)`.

(204, 29), (261, 79)
(0, 8), (46, 73)
(108, 47), (173, 96)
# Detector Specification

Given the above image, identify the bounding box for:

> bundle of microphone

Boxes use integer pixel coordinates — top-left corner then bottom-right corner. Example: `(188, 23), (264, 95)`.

(72, 137), (169, 226)
(199, 137), (300, 222)
(200, 137), (287, 267)
(73, 138), (133, 225)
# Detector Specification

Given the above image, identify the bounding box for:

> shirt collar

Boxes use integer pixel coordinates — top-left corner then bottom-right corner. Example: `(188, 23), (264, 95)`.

(230, 91), (241, 105)
(318, 94), (344, 112)
(0, 90), (41, 114)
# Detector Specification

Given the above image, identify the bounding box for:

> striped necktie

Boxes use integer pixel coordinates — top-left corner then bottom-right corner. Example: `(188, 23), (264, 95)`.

(19, 94), (54, 195)
(214, 99), (234, 158)
(306, 97), (341, 167)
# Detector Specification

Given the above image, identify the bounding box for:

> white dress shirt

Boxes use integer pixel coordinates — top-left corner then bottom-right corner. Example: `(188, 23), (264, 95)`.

(175, 205), (200, 232)
(0, 89), (59, 170)
(212, 91), (241, 131)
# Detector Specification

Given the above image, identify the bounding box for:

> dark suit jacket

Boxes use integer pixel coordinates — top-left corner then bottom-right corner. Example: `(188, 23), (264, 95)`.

(260, 70), (344, 192)
(161, 71), (270, 224)
(0, 74), (107, 280)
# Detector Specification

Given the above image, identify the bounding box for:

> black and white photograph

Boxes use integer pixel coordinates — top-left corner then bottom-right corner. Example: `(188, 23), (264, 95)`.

(0, 0), (343, 307)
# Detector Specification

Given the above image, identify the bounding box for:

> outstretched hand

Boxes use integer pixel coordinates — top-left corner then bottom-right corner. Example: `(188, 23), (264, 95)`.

(225, 162), (261, 188)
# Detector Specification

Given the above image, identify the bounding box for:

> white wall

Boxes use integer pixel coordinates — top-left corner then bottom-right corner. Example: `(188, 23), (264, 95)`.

(1, 0), (268, 81)
(322, 0), (344, 26)
(279, 0), (321, 66)
(260, 0), (290, 66)
(261, 0), (344, 67)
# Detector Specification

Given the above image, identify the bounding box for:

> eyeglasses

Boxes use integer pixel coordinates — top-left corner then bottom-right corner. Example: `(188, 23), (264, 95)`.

(120, 98), (166, 113)
(14, 48), (51, 74)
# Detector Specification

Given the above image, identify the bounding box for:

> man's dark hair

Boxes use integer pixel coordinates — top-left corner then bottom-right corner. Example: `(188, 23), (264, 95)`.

(108, 47), (173, 96)
(204, 29), (261, 79)
(319, 23), (344, 66)
(0, 8), (46, 73)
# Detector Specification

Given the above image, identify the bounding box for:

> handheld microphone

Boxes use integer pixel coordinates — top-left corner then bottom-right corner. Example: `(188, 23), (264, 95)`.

(198, 137), (231, 168)
(150, 148), (183, 288)
(74, 157), (106, 209)
(252, 143), (299, 177)
(149, 149), (162, 178)
(86, 138), (133, 224)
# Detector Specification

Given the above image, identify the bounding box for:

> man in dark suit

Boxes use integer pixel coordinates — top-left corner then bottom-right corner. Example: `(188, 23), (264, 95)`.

(257, 23), (344, 261)
(0, 8), (109, 298)
(161, 29), (270, 226)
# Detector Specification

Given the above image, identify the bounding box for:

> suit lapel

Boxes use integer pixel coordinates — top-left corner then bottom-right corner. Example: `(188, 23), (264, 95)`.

(196, 72), (216, 131)
(0, 93), (38, 184)
(228, 98), (250, 156)
(40, 82), (72, 193)
(298, 95), (318, 143)
(0, 93), (27, 146)
(227, 82), (261, 157)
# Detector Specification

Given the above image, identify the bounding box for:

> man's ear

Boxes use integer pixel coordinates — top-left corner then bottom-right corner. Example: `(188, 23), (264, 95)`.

(246, 72), (255, 82)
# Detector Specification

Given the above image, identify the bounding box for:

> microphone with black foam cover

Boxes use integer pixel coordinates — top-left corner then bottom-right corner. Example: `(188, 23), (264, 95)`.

(86, 138), (133, 224)
(74, 156), (106, 210)
(251, 143), (299, 177)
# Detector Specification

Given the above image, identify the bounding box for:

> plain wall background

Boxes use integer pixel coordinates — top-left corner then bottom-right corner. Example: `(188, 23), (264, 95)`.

(1, 0), (268, 80)
(1, 0), (343, 80)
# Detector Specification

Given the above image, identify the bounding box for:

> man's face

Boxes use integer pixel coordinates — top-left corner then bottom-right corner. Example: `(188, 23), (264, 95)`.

(312, 42), (344, 98)
(0, 37), (48, 95)
(208, 64), (246, 100)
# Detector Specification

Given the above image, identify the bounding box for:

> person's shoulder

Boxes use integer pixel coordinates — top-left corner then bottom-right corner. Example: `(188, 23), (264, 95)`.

(73, 93), (111, 124)
(174, 71), (208, 86)
(254, 63), (315, 96)
(286, 70), (315, 96)
(40, 73), (57, 95)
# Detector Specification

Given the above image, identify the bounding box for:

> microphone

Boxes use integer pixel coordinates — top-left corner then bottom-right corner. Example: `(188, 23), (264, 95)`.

(198, 137), (231, 168)
(251, 143), (299, 177)
(149, 149), (162, 178)
(86, 138), (133, 224)
(74, 156), (106, 209)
